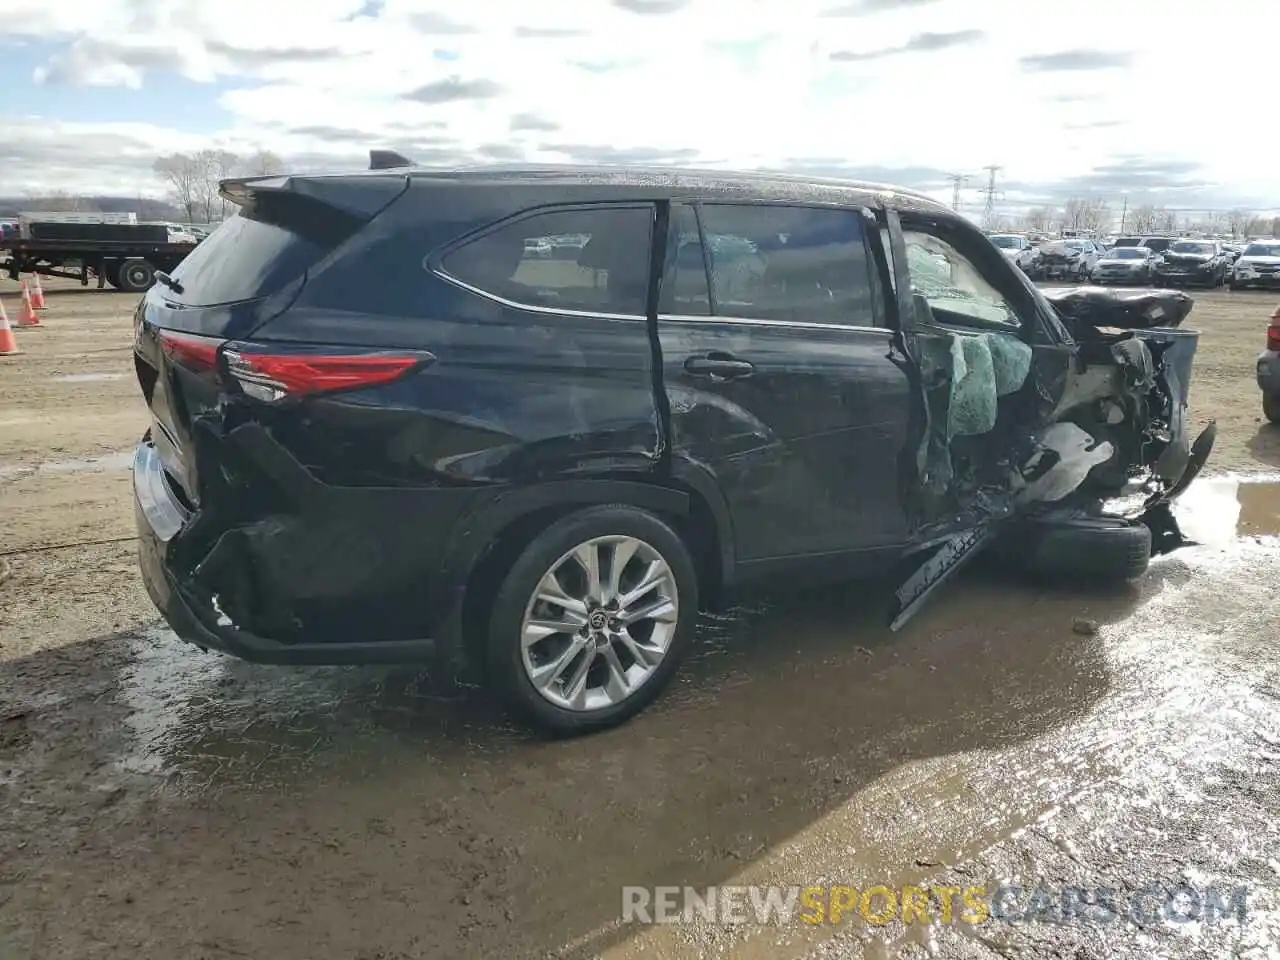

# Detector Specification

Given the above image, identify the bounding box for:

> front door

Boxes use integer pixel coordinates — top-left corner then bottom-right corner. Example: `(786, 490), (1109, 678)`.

(655, 201), (915, 571)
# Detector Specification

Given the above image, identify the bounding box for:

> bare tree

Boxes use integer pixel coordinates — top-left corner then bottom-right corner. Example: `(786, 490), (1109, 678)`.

(1081, 199), (1111, 234)
(1060, 197), (1110, 234)
(1227, 208), (1258, 240)
(1021, 207), (1054, 233)
(1156, 208), (1179, 234)
(1127, 204), (1159, 235)
(22, 189), (98, 212)
(1061, 197), (1089, 232)
(242, 148), (285, 177)
(153, 153), (202, 221)
(1243, 215), (1268, 239)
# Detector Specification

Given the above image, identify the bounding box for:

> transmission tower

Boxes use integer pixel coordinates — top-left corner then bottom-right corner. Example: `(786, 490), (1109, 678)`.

(944, 173), (970, 211)
(981, 164), (1002, 228)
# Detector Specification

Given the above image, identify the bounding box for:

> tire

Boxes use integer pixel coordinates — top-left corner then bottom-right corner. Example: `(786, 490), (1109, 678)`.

(1018, 515), (1152, 584)
(116, 258), (155, 293)
(1264, 393), (1280, 425)
(487, 505), (699, 736)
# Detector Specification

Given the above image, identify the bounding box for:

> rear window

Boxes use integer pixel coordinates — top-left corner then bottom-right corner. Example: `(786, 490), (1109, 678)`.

(166, 191), (361, 307)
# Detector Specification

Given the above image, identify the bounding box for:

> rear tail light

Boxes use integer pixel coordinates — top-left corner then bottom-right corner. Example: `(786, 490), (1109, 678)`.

(1267, 310), (1280, 352)
(222, 346), (435, 401)
(156, 330), (432, 400)
(158, 329), (224, 375)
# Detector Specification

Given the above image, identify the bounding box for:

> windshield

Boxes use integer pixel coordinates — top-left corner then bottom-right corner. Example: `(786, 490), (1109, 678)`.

(1169, 241), (1215, 255)
(1106, 248), (1146, 260)
(1064, 241), (1086, 251)
(989, 235), (1023, 249)
(1243, 243), (1280, 257)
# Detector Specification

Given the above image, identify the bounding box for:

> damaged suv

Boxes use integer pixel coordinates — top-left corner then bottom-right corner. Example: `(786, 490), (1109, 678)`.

(132, 159), (1215, 734)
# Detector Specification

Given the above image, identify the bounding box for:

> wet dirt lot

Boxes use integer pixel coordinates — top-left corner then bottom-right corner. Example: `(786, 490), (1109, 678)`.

(3, 280), (1280, 959)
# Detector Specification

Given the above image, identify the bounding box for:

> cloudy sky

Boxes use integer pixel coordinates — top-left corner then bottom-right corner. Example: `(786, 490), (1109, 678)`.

(1, 0), (1274, 214)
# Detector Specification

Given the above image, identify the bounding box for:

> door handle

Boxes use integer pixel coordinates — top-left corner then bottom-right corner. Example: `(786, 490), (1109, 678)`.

(683, 353), (755, 379)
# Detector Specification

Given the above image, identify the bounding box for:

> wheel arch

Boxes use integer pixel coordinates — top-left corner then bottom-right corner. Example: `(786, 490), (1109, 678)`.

(446, 474), (734, 674)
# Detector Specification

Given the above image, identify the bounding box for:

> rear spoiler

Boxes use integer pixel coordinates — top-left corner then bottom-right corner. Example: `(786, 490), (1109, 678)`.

(369, 149), (414, 170)
(219, 167), (413, 222)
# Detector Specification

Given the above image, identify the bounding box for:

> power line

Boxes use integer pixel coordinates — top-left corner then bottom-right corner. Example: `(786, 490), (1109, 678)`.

(981, 165), (1002, 227)
(944, 173), (970, 211)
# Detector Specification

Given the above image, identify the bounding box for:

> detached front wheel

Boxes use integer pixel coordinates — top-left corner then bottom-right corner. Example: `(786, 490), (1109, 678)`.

(1264, 393), (1280, 425)
(488, 506), (698, 736)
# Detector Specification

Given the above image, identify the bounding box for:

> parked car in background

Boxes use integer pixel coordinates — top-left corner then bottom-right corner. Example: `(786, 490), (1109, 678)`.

(1111, 236), (1145, 249)
(1091, 245), (1159, 284)
(1140, 237), (1175, 255)
(1153, 239), (1229, 288)
(1230, 240), (1280, 290)
(988, 233), (1038, 272)
(1222, 242), (1244, 265)
(1258, 306), (1280, 423)
(1030, 238), (1102, 281)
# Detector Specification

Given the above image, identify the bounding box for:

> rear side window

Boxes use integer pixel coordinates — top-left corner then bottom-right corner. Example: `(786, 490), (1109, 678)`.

(167, 192), (361, 307)
(441, 205), (654, 316)
(695, 204), (876, 325)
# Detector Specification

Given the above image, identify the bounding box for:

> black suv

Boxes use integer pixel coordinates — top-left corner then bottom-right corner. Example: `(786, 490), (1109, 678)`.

(132, 157), (1213, 734)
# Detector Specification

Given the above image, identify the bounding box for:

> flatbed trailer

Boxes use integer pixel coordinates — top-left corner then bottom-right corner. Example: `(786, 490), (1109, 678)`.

(0, 237), (199, 292)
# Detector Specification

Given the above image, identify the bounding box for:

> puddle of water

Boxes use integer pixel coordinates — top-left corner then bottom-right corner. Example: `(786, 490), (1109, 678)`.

(0, 449), (133, 479)
(1172, 473), (1280, 545)
(51, 372), (125, 383)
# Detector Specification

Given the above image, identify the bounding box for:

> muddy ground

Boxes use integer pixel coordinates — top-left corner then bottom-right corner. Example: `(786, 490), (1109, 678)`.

(2, 279), (1279, 959)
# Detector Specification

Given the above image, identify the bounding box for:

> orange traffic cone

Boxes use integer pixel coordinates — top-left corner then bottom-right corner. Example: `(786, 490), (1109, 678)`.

(0, 300), (20, 356)
(17, 283), (41, 327)
(29, 273), (46, 309)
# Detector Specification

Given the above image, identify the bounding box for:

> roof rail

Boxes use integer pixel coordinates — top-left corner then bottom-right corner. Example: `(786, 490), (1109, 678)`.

(369, 149), (414, 170)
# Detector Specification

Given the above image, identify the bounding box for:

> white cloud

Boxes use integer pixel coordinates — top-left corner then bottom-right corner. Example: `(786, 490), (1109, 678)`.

(3, 0), (1277, 213)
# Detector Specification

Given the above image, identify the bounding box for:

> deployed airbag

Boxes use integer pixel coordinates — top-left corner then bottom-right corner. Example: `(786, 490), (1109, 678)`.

(1016, 422), (1115, 504)
(947, 332), (1034, 439)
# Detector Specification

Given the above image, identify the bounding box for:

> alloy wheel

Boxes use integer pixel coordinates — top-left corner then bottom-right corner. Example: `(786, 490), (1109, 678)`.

(519, 535), (679, 712)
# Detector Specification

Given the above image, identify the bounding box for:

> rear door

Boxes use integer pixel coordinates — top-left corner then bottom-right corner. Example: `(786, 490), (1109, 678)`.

(656, 201), (914, 569)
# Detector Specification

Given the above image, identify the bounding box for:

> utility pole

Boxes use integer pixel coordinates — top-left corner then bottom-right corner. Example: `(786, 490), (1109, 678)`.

(981, 165), (1001, 229)
(945, 173), (969, 211)
(1118, 194), (1128, 234)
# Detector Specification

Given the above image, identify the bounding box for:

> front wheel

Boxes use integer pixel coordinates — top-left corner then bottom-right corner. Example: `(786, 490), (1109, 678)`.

(1264, 393), (1280, 424)
(487, 505), (699, 735)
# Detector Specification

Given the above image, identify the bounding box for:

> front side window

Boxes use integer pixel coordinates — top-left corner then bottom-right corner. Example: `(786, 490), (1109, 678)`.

(694, 204), (876, 325)
(903, 230), (1021, 330)
(441, 205), (654, 315)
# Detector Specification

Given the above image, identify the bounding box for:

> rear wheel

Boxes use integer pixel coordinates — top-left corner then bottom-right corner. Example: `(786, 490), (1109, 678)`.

(1264, 393), (1280, 424)
(487, 505), (698, 735)
(116, 258), (155, 293)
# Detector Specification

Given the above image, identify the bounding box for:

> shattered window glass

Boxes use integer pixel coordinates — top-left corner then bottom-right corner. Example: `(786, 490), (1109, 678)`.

(695, 204), (877, 325)
(903, 231), (1021, 330)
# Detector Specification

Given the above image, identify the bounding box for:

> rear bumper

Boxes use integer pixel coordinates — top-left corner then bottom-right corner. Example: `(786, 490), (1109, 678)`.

(133, 438), (456, 666)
